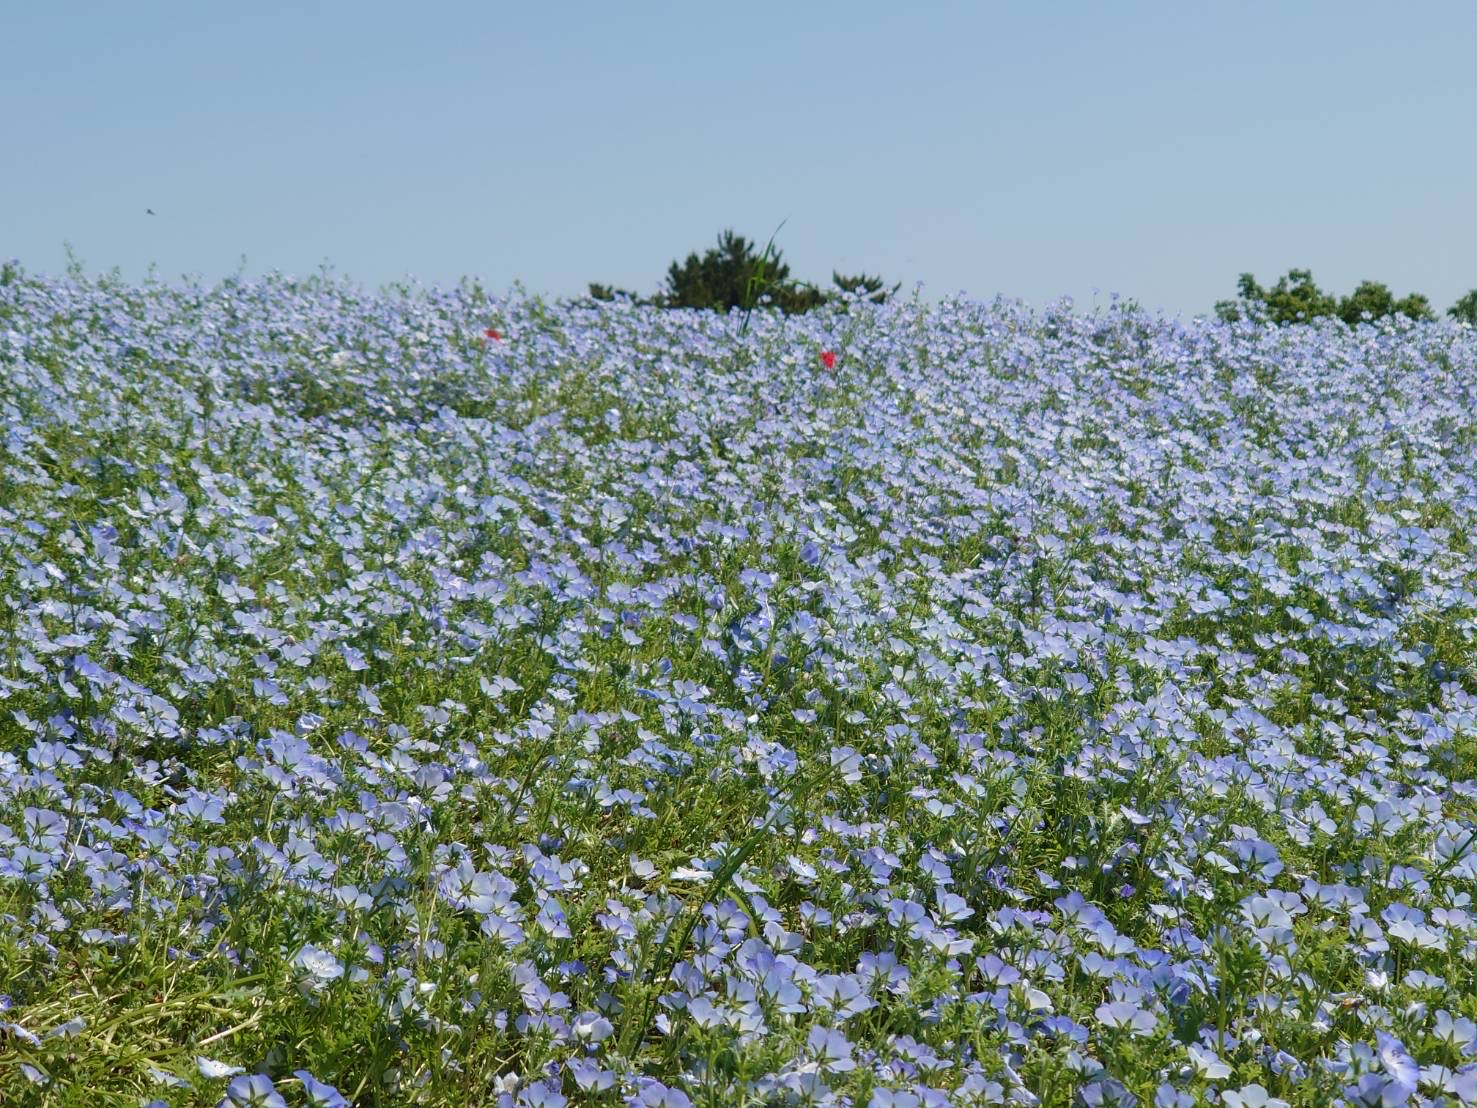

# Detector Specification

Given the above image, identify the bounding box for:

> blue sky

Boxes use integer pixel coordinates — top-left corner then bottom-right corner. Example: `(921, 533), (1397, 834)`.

(5, 1), (1474, 317)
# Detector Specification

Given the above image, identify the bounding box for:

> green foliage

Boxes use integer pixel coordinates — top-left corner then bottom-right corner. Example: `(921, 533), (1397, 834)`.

(1215, 269), (1337, 325)
(1394, 291), (1437, 322)
(587, 282), (646, 304)
(659, 229), (826, 315)
(1336, 281), (1434, 326)
(1448, 289), (1477, 325)
(586, 229), (898, 316)
(831, 270), (900, 305)
(1217, 269), (1437, 327)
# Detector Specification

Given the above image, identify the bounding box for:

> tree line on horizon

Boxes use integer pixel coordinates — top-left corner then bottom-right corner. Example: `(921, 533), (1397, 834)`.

(585, 229), (1477, 327)
(1215, 269), (1477, 327)
(586, 229), (899, 315)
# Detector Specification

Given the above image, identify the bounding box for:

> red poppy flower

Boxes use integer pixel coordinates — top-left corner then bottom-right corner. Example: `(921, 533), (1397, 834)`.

(484, 328), (503, 341)
(819, 350), (836, 370)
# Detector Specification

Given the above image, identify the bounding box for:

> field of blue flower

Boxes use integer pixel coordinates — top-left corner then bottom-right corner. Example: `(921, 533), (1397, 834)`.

(1, 267), (1476, 1107)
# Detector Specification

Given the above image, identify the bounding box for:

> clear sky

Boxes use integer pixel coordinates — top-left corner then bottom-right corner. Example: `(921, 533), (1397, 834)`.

(5, 1), (1474, 317)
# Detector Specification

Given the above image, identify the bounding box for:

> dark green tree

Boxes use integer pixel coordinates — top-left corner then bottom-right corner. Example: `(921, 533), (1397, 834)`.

(1336, 281), (1434, 325)
(587, 283), (645, 304)
(1335, 280), (1395, 325)
(1217, 269), (1435, 326)
(1448, 289), (1477, 325)
(1215, 269), (1338, 324)
(831, 271), (900, 305)
(658, 229), (826, 315)
(586, 230), (898, 315)
(1393, 292), (1436, 321)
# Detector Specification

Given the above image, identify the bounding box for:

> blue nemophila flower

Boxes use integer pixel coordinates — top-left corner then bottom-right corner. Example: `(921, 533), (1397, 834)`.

(1421, 1065), (1477, 1100)
(44, 1016), (85, 1039)
(292, 943), (345, 986)
(4, 268), (1477, 1103)
(294, 1072), (348, 1108)
(1078, 1076), (1136, 1107)
(809, 972), (875, 1019)
(1095, 1000), (1156, 1037)
(686, 994), (725, 1029)
(627, 1078), (695, 1107)
(1368, 1033), (1420, 1100)
(869, 1090), (926, 1108)
(568, 1058), (615, 1091)
(220, 1074), (288, 1108)
(517, 1080), (567, 1108)
(806, 1024), (856, 1072)
(27, 740), (82, 771)
(1432, 1010), (1477, 1054)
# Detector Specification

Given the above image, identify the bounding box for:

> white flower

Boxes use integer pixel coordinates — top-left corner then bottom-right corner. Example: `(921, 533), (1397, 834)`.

(292, 944), (345, 982)
(572, 1011), (614, 1042)
(196, 1057), (245, 1080)
(1221, 1086), (1288, 1108)
(1188, 1044), (1232, 1080)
